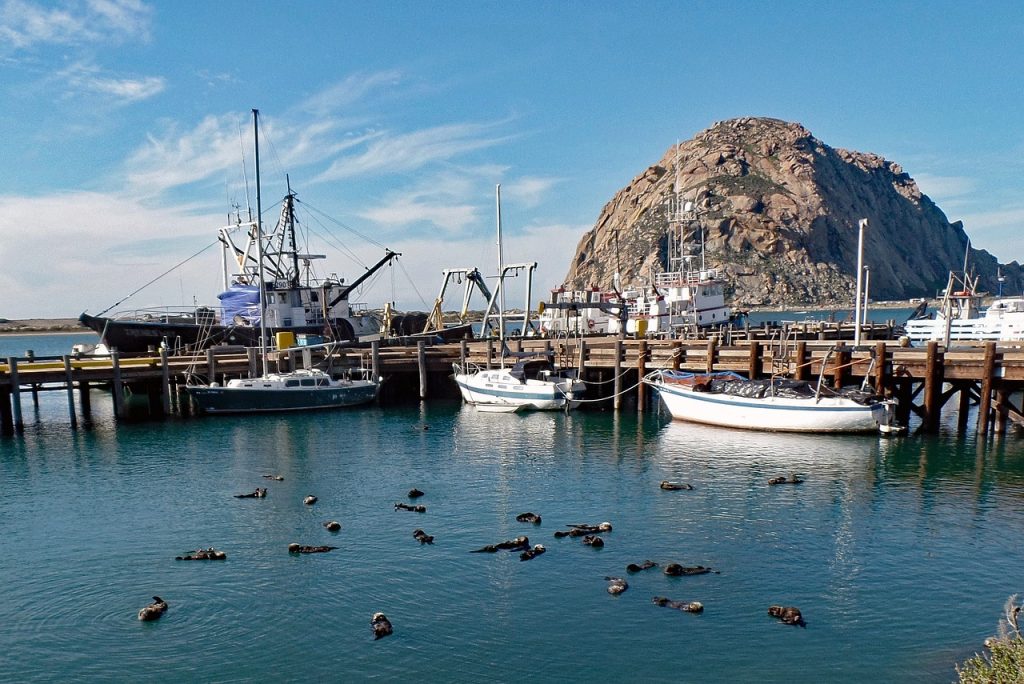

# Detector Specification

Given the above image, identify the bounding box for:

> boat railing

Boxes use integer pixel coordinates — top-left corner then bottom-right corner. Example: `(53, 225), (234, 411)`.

(106, 305), (224, 323)
(453, 360), (484, 376)
(654, 269), (720, 288)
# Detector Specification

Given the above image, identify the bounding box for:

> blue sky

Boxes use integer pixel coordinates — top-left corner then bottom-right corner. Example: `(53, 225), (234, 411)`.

(1, 0), (1022, 318)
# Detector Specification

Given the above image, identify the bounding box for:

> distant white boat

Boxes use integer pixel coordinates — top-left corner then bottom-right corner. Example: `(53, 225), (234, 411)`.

(644, 370), (896, 433)
(903, 270), (1024, 343)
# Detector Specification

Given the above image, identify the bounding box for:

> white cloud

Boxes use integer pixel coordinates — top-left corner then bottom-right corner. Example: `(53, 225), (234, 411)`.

(314, 121), (512, 181)
(360, 198), (479, 234)
(0, 190), (219, 318)
(297, 70), (403, 116)
(58, 60), (164, 102)
(914, 173), (977, 205)
(501, 176), (562, 208)
(0, 0), (151, 51)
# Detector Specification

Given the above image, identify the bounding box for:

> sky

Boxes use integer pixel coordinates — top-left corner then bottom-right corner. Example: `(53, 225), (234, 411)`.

(1, 0), (1022, 319)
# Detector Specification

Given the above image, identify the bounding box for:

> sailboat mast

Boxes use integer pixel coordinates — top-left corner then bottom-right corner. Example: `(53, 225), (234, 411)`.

(496, 184), (505, 340)
(253, 109), (269, 376)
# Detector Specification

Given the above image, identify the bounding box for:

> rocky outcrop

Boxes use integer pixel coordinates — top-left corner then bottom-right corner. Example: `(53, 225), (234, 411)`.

(564, 117), (1022, 307)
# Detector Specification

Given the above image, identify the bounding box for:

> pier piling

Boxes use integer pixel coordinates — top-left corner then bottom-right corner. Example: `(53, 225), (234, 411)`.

(62, 355), (77, 429)
(8, 357), (24, 433)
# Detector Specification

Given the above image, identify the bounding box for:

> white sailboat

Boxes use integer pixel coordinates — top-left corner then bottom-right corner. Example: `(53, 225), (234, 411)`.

(187, 109), (380, 414)
(452, 185), (586, 412)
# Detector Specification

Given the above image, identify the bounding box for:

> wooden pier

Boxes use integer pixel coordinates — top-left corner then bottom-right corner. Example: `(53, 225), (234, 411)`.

(2, 335), (1023, 437)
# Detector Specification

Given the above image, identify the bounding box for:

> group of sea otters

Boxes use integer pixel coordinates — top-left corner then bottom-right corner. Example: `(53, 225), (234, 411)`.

(140, 472), (808, 635)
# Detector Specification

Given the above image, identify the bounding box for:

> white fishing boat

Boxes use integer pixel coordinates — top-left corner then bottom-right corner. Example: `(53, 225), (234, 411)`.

(452, 184), (586, 412)
(904, 271), (1024, 344)
(644, 370), (896, 433)
(535, 286), (623, 336)
(186, 109), (380, 415)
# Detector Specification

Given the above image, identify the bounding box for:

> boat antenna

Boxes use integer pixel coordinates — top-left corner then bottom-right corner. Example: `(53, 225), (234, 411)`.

(253, 108), (269, 376)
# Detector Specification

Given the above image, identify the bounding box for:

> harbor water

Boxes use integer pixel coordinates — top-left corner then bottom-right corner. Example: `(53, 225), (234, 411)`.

(2, 333), (1023, 682)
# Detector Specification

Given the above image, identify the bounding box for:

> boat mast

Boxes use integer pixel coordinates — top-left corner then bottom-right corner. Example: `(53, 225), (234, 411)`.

(496, 184), (505, 341)
(253, 109), (269, 376)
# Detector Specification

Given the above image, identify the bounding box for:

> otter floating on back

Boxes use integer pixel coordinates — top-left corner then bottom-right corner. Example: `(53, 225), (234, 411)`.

(516, 512), (542, 524)
(768, 605), (805, 626)
(413, 529), (434, 544)
(660, 480), (694, 491)
(175, 547), (226, 561)
(663, 563), (718, 576)
(408, 488), (425, 498)
(395, 502), (426, 513)
(262, 474), (284, 481)
(471, 536), (529, 553)
(234, 488), (267, 499)
(137, 596), (168, 621)
(605, 577), (628, 595)
(652, 596), (703, 613)
(520, 544), (546, 561)
(768, 474), (804, 485)
(627, 560), (658, 573)
(323, 521), (341, 532)
(303, 495), (318, 505)
(371, 612), (393, 639)
(288, 543), (337, 554)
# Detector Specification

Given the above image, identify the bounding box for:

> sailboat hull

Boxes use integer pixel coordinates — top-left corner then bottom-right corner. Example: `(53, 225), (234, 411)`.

(187, 380), (379, 413)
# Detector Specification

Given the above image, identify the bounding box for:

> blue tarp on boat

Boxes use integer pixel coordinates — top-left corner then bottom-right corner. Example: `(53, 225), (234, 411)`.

(218, 285), (261, 325)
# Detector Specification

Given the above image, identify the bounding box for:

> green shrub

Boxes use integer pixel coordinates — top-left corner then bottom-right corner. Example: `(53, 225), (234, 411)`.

(957, 596), (1024, 683)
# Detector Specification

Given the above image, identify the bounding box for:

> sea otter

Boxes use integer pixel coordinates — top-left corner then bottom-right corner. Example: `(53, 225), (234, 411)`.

(262, 474), (284, 481)
(652, 596), (704, 613)
(520, 544), (546, 561)
(768, 474), (804, 485)
(516, 512), (542, 524)
(395, 502), (427, 513)
(288, 543), (338, 554)
(660, 480), (694, 491)
(408, 488), (425, 498)
(471, 536), (529, 553)
(582, 535), (604, 548)
(413, 529), (434, 544)
(137, 596), (168, 621)
(605, 577), (628, 595)
(663, 563), (717, 576)
(768, 605), (805, 626)
(175, 547), (226, 561)
(234, 488), (267, 499)
(323, 521), (341, 532)
(627, 560), (659, 573)
(555, 522), (612, 537)
(371, 612), (393, 640)
(303, 495), (318, 505)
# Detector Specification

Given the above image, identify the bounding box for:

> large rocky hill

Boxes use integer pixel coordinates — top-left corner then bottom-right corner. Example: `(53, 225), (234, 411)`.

(564, 117), (1022, 307)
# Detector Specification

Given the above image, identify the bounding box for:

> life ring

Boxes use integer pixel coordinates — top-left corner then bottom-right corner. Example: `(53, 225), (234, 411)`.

(587, 318), (596, 330)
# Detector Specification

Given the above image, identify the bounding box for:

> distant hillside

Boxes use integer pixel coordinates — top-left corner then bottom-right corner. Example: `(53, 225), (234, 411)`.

(564, 117), (1022, 307)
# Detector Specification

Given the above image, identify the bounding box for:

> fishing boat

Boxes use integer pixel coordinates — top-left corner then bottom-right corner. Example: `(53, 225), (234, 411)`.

(451, 184), (585, 412)
(78, 131), (398, 354)
(535, 286), (625, 336)
(185, 109), (380, 414)
(903, 270), (1024, 344)
(644, 370), (896, 433)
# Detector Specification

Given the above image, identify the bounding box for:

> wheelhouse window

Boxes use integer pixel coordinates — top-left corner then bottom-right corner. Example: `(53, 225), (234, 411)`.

(285, 380), (300, 387)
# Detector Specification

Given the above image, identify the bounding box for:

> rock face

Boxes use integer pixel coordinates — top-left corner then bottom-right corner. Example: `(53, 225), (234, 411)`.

(564, 117), (1022, 307)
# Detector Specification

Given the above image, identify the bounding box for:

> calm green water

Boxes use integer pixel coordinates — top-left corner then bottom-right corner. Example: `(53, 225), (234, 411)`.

(2, 334), (1023, 682)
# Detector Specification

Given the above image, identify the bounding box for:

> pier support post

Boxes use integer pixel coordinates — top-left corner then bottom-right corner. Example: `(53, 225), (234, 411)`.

(922, 341), (943, 433)
(371, 341), (381, 381)
(247, 347), (258, 378)
(160, 348), (171, 416)
(705, 337), (717, 375)
(833, 343), (850, 388)
(417, 340), (428, 400)
(747, 341), (762, 380)
(795, 342), (809, 381)
(459, 339), (467, 370)
(111, 351), (125, 420)
(874, 341), (888, 395)
(578, 340), (588, 381)
(957, 384), (971, 435)
(672, 341), (681, 371)
(7, 357), (23, 433)
(978, 342), (996, 435)
(637, 340), (648, 412)
(613, 340), (623, 411)
(995, 389), (1009, 434)
(63, 355), (78, 429)
(0, 388), (12, 436)
(206, 349), (217, 384)
(486, 339), (494, 370)
(79, 380), (91, 415)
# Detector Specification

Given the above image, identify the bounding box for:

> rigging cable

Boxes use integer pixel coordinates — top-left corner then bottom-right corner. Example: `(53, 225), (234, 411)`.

(97, 239), (221, 316)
